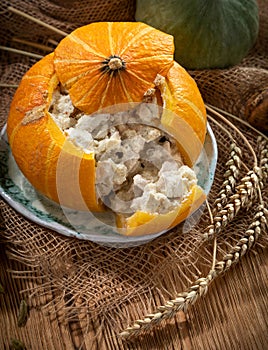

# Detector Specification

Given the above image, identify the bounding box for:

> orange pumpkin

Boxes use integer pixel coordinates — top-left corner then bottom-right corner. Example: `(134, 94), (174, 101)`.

(53, 22), (174, 114)
(7, 22), (207, 236)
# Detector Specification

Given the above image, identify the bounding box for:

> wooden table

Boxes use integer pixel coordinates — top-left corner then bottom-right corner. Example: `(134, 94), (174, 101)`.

(0, 237), (267, 350)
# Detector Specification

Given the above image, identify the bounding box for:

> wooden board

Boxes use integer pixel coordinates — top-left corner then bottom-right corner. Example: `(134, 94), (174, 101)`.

(0, 242), (267, 350)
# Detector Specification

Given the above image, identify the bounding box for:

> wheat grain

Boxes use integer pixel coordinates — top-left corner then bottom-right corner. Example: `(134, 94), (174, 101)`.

(204, 168), (261, 241)
(215, 205), (267, 274)
(17, 299), (28, 327)
(119, 274), (213, 339)
(213, 142), (242, 214)
(257, 136), (268, 186)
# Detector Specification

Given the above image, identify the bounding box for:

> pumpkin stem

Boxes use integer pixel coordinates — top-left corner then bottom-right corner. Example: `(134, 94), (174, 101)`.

(108, 57), (123, 70)
(101, 55), (126, 75)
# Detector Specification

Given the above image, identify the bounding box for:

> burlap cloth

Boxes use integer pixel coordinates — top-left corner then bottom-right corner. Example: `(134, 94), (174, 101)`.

(0, 0), (267, 344)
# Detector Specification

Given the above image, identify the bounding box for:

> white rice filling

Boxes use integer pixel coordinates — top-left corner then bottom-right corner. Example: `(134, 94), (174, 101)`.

(49, 89), (198, 215)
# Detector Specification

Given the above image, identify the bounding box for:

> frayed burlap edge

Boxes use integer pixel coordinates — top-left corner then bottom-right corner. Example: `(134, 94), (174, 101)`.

(0, 0), (267, 341)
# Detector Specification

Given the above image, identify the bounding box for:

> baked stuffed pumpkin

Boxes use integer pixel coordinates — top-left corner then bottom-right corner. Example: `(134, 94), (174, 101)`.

(7, 22), (207, 236)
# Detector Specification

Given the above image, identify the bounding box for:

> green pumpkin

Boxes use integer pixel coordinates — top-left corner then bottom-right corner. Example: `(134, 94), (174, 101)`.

(135, 0), (259, 69)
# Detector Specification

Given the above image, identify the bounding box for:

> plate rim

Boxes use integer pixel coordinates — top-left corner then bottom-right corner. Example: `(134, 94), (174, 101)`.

(0, 122), (218, 245)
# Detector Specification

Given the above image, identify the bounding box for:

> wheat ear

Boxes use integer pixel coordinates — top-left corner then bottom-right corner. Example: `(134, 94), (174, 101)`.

(257, 136), (268, 186)
(203, 167), (261, 240)
(203, 106), (262, 241)
(119, 113), (267, 339)
(119, 204), (267, 340)
(213, 142), (242, 214)
(119, 201), (217, 339)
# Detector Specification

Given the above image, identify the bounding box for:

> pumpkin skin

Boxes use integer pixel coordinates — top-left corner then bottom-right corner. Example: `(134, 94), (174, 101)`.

(157, 61), (207, 165)
(7, 53), (103, 212)
(53, 22), (174, 115)
(135, 0), (259, 69)
(117, 180), (206, 236)
(7, 22), (207, 236)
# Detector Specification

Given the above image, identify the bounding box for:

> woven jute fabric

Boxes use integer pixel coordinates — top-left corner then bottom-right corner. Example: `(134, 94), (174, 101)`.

(0, 0), (267, 339)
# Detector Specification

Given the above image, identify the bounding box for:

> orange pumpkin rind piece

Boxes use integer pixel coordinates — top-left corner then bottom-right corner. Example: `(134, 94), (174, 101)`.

(54, 22), (174, 114)
(7, 54), (103, 212)
(157, 61), (207, 166)
(116, 184), (206, 237)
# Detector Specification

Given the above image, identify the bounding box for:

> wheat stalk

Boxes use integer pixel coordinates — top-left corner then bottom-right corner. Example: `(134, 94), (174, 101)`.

(207, 105), (268, 143)
(47, 38), (59, 47)
(206, 106), (258, 165)
(0, 84), (19, 88)
(119, 205), (267, 340)
(12, 37), (54, 53)
(8, 6), (68, 37)
(0, 45), (43, 59)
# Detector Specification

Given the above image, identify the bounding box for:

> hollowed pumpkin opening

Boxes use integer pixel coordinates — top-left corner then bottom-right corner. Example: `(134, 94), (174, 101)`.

(49, 82), (200, 222)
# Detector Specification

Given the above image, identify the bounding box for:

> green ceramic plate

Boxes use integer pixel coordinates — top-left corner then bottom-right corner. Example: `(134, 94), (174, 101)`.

(0, 123), (217, 247)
